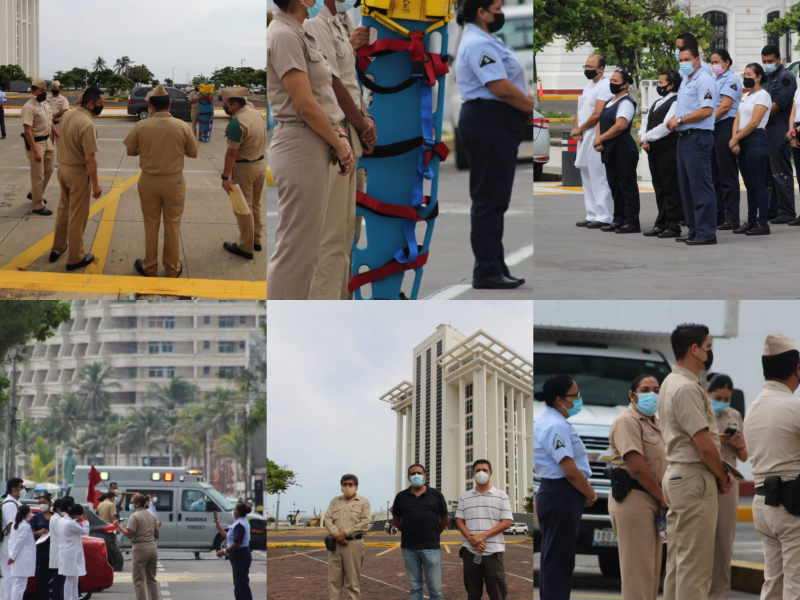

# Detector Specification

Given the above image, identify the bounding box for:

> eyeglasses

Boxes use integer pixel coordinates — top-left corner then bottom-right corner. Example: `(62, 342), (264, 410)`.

(582, 65), (599, 70)
(564, 392), (582, 399)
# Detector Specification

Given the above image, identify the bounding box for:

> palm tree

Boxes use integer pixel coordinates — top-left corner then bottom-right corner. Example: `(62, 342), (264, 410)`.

(14, 420), (37, 472)
(172, 431), (205, 468)
(215, 425), (245, 483)
(77, 363), (120, 414)
(148, 376), (199, 411)
(30, 456), (55, 483)
(92, 56), (107, 71)
(47, 393), (83, 444)
(113, 56), (134, 77)
(127, 407), (169, 458)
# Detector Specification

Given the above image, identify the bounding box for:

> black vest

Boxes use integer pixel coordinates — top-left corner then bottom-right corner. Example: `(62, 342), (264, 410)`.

(645, 95), (678, 152)
(599, 95), (638, 164)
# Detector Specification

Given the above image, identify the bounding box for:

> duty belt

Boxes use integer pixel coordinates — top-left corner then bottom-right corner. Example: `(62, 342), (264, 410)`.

(21, 133), (49, 151)
(345, 534), (363, 540)
(235, 155), (264, 163)
(677, 129), (708, 137)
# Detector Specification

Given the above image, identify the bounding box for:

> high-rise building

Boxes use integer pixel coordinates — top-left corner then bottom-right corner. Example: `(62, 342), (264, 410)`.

(380, 325), (533, 512)
(1, 0), (39, 79)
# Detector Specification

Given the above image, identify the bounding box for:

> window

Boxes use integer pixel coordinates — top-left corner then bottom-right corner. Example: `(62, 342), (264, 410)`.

(466, 431), (473, 447)
(203, 316), (210, 324)
(203, 341), (210, 350)
(466, 482), (474, 491)
(425, 349), (431, 478)
(219, 366), (236, 377)
(148, 367), (174, 378)
(219, 341), (236, 354)
(466, 415), (472, 431)
(465, 465), (472, 481)
(148, 342), (174, 355)
(239, 315), (246, 324)
(219, 316), (235, 328)
(122, 490), (174, 512)
(203, 366), (210, 375)
(703, 11), (727, 52)
(465, 448), (473, 463)
(128, 367), (137, 378)
(127, 316), (138, 329)
(415, 355), (421, 463)
(465, 383), (473, 398)
(239, 340), (246, 350)
(182, 490), (213, 512)
(767, 11), (791, 62)
(148, 316), (175, 329)
(259, 315), (266, 328)
(466, 398), (472, 415)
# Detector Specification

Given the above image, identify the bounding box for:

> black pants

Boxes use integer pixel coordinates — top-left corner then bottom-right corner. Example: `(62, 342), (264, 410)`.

(765, 123), (796, 219)
(536, 478), (584, 600)
(51, 571), (65, 600)
(458, 99), (526, 279)
(711, 116), (740, 224)
(229, 547), (253, 600)
(647, 143), (681, 231)
(0, 106), (5, 137)
(604, 145), (640, 226)
(459, 546), (507, 600)
(35, 554), (50, 600)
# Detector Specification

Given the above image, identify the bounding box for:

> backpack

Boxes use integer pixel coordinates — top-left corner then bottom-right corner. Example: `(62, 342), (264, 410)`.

(0, 496), (19, 544)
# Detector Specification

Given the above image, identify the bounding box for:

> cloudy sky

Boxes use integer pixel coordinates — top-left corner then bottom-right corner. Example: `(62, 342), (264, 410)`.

(40, 0), (266, 82)
(266, 301), (533, 520)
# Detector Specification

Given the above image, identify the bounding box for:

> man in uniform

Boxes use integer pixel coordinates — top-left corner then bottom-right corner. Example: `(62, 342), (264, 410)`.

(324, 474), (370, 600)
(47, 80), (70, 153)
(188, 82), (201, 139)
(659, 323), (734, 600)
(743, 334), (800, 599)
(49, 86), (104, 271)
(21, 78), (57, 215)
(123, 85), (198, 277)
(220, 86), (266, 260)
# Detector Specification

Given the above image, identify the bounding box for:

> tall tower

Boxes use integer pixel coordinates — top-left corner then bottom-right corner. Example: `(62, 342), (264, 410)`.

(1, 0), (39, 79)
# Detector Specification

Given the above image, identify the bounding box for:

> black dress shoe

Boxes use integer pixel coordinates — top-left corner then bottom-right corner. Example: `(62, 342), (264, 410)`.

(49, 245), (66, 263)
(676, 233), (695, 242)
(733, 222), (755, 234)
(66, 253), (94, 271)
(134, 258), (151, 277)
(25, 192), (45, 204)
(788, 217), (800, 226)
(32, 207), (53, 216)
(717, 221), (739, 230)
(223, 241), (254, 260)
(585, 221), (608, 229)
(657, 229), (680, 238)
(576, 220), (592, 227)
(615, 224), (641, 234)
(173, 262), (183, 278)
(745, 224), (771, 236)
(770, 215), (794, 224)
(505, 274), (526, 285)
(254, 244), (262, 252)
(685, 236), (717, 245)
(642, 227), (664, 237)
(600, 222), (623, 232)
(680, 221), (687, 227)
(471, 275), (522, 290)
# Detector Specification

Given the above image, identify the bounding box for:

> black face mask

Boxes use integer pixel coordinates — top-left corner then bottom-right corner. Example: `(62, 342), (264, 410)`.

(36, 92), (46, 103)
(656, 85), (671, 97)
(223, 105), (233, 116)
(697, 347), (714, 371)
(486, 12), (504, 33)
(743, 77), (756, 89)
(52, 90), (60, 96)
(92, 104), (104, 116)
(609, 82), (626, 95)
(584, 69), (598, 80)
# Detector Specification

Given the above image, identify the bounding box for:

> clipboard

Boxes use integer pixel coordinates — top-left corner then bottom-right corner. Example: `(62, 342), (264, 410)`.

(35, 533), (50, 545)
(227, 184), (250, 216)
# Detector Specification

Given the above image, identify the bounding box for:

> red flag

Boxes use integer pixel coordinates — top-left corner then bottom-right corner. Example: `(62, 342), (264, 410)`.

(87, 465), (102, 509)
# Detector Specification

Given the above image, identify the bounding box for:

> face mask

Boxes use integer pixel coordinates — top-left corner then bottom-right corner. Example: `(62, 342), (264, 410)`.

(711, 399), (729, 415)
(223, 105), (233, 116)
(584, 69), (598, 80)
(409, 474), (424, 487)
(52, 90), (60, 96)
(764, 63), (777, 74)
(129, 504), (135, 512)
(679, 61), (695, 75)
(635, 392), (659, 416)
(35, 92), (46, 103)
(151, 497), (157, 504)
(609, 82), (626, 95)
(18, 489), (27, 500)
(341, 486), (356, 497)
(485, 12), (504, 34)
(563, 397), (583, 418)
(711, 64), (725, 76)
(697, 347), (714, 371)
(336, 0), (357, 11)
(92, 104), (104, 116)
(674, 49), (681, 61)
(656, 85), (670, 97)
(300, 0), (324, 19)
(743, 77), (756, 89)
(39, 504), (49, 511)
(474, 471), (490, 485)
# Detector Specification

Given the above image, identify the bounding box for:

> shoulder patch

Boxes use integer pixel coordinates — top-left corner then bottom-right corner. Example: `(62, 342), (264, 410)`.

(553, 434), (566, 451)
(226, 118), (243, 143)
(784, 78), (791, 86)
(479, 53), (496, 68)
(704, 90), (713, 100)
(730, 83), (737, 91)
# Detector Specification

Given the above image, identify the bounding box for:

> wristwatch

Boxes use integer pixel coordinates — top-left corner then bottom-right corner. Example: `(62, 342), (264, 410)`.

(676, 116), (683, 125)
(221, 175), (229, 180)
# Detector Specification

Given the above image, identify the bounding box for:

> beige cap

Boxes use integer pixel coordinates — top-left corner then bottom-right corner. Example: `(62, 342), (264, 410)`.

(151, 85), (169, 97)
(221, 86), (248, 99)
(52, 80), (61, 89)
(31, 78), (47, 90)
(763, 334), (799, 356)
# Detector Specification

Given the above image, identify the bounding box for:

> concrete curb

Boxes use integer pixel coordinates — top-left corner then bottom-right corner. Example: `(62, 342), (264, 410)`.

(737, 506), (753, 522)
(731, 560), (765, 594)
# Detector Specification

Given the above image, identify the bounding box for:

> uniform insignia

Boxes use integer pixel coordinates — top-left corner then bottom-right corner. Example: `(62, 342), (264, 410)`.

(704, 90), (713, 100)
(784, 78), (791, 86)
(646, 431), (655, 436)
(553, 434), (566, 450)
(730, 83), (737, 91)
(479, 53), (496, 68)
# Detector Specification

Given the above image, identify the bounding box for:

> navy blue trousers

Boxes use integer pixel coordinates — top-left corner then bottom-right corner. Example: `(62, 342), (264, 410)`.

(677, 130), (717, 238)
(229, 547), (253, 600)
(711, 116), (740, 224)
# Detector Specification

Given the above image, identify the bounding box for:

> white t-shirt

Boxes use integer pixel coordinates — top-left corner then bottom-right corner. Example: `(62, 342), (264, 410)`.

(579, 78), (613, 126)
(738, 90), (771, 131)
(606, 96), (635, 124)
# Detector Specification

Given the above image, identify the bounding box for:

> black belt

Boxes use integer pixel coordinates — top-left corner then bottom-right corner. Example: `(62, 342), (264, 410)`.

(345, 534), (363, 541)
(630, 479), (647, 493)
(53, 120), (60, 125)
(21, 133), (50, 151)
(677, 128), (709, 137)
(235, 155), (264, 163)
(755, 487), (766, 496)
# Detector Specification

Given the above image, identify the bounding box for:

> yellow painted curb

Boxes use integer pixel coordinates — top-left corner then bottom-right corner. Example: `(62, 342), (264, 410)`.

(737, 505), (753, 522)
(541, 95), (580, 101)
(267, 167), (274, 187)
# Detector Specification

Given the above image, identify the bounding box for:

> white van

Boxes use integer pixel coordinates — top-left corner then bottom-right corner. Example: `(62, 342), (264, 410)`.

(68, 466), (266, 558)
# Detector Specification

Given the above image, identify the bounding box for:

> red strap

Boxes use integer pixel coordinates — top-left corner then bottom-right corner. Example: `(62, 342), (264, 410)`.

(358, 30), (447, 87)
(348, 252), (430, 293)
(424, 142), (450, 165)
(357, 190), (430, 220)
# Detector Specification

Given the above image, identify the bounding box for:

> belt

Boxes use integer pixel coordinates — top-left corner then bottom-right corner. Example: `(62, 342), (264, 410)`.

(53, 120), (60, 125)
(235, 155), (264, 163)
(668, 461), (706, 467)
(630, 479), (647, 493)
(677, 128), (709, 137)
(755, 487), (766, 496)
(345, 534), (363, 541)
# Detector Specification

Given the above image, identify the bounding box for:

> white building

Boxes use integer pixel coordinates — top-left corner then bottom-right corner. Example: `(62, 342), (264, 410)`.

(380, 325), (533, 512)
(537, 1), (798, 93)
(1, 0), (39, 79)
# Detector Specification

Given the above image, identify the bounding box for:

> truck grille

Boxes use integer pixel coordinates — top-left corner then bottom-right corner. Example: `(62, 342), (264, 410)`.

(580, 435), (611, 482)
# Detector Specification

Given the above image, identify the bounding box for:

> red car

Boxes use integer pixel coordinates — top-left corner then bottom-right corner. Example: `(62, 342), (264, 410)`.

(23, 506), (115, 600)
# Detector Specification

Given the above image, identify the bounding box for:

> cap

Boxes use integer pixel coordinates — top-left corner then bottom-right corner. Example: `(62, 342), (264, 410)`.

(151, 85), (169, 97)
(763, 334), (799, 356)
(221, 87), (248, 99)
(31, 78), (47, 90)
(52, 80), (61, 89)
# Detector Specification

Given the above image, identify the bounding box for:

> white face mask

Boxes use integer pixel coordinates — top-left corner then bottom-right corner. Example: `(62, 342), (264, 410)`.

(151, 497), (157, 504)
(474, 471), (490, 485)
(18, 489), (27, 500)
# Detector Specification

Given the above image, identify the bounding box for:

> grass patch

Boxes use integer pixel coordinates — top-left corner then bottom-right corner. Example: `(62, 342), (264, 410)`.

(540, 110), (572, 119)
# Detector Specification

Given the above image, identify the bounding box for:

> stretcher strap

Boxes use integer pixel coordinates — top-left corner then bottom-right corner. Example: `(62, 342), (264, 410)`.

(368, 136), (450, 162)
(348, 249), (429, 294)
(356, 31), (449, 94)
(357, 190), (439, 221)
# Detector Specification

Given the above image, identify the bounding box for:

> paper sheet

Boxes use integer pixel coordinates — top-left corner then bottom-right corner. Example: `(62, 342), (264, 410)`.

(228, 184), (250, 215)
(35, 533), (50, 545)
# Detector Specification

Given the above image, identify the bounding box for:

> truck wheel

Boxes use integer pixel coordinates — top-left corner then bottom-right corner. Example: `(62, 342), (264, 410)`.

(534, 163), (544, 182)
(598, 552), (621, 578)
(78, 593), (93, 600)
(454, 129), (469, 171)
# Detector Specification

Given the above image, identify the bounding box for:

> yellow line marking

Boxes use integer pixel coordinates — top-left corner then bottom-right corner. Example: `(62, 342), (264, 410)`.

(266, 548), (326, 561)
(376, 544), (401, 556)
(84, 172), (140, 274)
(737, 506), (753, 522)
(443, 544), (450, 554)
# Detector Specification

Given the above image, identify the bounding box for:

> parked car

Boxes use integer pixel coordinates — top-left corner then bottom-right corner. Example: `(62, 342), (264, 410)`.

(127, 85), (193, 120)
(533, 109), (550, 181)
(249, 86), (265, 95)
(504, 522), (529, 535)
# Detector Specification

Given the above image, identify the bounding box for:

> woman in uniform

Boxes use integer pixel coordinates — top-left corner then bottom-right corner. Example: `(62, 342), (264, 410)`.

(607, 374), (667, 600)
(266, 0), (355, 300)
(706, 374), (747, 600)
(455, 0), (534, 290)
(534, 374), (596, 600)
(593, 69), (640, 234)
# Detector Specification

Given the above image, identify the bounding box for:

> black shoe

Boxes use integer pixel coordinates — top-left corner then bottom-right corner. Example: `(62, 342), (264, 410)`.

(66, 254), (94, 271)
(680, 221), (687, 227)
(505, 274), (526, 285)
(615, 224), (641, 234)
(585, 221), (608, 229)
(600, 222), (623, 232)
(788, 217), (800, 226)
(1, 136), (6, 139)
(471, 275), (522, 290)
(254, 244), (262, 252)
(172, 262), (183, 278)
(25, 192), (45, 203)
(733, 222), (755, 234)
(49, 245), (66, 263)
(223, 241), (254, 260)
(134, 259), (151, 277)
(746, 224), (771, 236)
(642, 227), (664, 237)
(685, 236), (717, 245)
(676, 233), (695, 242)
(657, 229), (680, 238)
(717, 221), (739, 230)
(770, 215), (794, 224)
(576, 220), (592, 227)
(32, 207), (53, 216)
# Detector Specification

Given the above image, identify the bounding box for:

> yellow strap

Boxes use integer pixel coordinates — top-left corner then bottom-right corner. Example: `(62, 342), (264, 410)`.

(362, 5), (449, 39)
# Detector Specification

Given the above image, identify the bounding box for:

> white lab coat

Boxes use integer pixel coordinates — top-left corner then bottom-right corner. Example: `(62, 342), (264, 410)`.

(575, 78), (614, 223)
(49, 512), (62, 570)
(57, 518), (90, 576)
(8, 520), (35, 577)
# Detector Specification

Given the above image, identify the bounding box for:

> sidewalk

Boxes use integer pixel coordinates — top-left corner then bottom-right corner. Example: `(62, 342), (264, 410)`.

(1, 106), (266, 119)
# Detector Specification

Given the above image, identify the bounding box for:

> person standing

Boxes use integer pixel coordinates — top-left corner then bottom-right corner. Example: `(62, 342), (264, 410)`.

(324, 474), (370, 600)
(145, 493), (162, 527)
(47, 81), (70, 154)
(0, 87), (6, 139)
(743, 334), (800, 599)
(49, 498), (69, 600)
(21, 79), (56, 215)
(31, 495), (53, 600)
(7, 505), (35, 600)
(214, 502), (254, 600)
(188, 82), (201, 139)
(0, 479), (24, 600)
(58, 504), (90, 600)
(113, 494), (159, 600)
(392, 465), (449, 600)
(385, 520), (391, 535)
(659, 323), (734, 600)
(454, 460), (513, 600)
(572, 54), (614, 229)
(675, 33), (713, 81)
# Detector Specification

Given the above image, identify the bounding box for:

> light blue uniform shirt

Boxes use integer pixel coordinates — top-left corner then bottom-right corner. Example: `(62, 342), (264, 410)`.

(680, 59), (713, 82)
(676, 67), (716, 131)
(714, 69), (742, 121)
(533, 406), (592, 479)
(455, 23), (527, 102)
(0, 91), (6, 105)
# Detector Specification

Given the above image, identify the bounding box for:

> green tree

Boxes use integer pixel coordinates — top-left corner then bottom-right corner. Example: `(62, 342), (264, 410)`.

(113, 56), (134, 76)
(104, 74), (133, 96)
(92, 56), (107, 71)
(88, 69), (114, 88)
(764, 7), (800, 52)
(164, 78), (173, 87)
(46, 393), (83, 444)
(30, 455), (55, 483)
(127, 65), (155, 84)
(215, 425), (246, 482)
(0, 64), (29, 86)
(523, 487), (534, 513)
(148, 376), (199, 411)
(77, 363), (121, 414)
(266, 459), (298, 495)
(0, 301), (70, 360)
(69, 68), (90, 87)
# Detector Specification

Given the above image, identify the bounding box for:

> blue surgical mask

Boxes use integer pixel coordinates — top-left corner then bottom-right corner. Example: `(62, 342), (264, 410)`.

(679, 61), (695, 75)
(674, 49), (681, 61)
(635, 392), (659, 417)
(764, 63), (777, 74)
(302, 0), (325, 18)
(711, 400), (729, 415)
(336, 0), (357, 11)
(409, 474), (424, 487)
(128, 504), (135, 512)
(565, 397), (583, 418)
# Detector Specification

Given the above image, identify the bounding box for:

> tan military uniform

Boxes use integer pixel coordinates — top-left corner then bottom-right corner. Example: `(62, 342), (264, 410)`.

(659, 364), (721, 600)
(145, 90), (155, 117)
(607, 402), (666, 600)
(21, 89), (54, 210)
(267, 10), (345, 299)
(51, 106), (98, 265)
(188, 90), (201, 138)
(123, 89), (199, 277)
(710, 406), (743, 600)
(324, 494), (371, 600)
(127, 507), (159, 600)
(47, 90), (70, 148)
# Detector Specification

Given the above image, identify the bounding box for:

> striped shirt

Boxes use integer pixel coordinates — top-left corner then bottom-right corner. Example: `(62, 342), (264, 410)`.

(454, 486), (513, 555)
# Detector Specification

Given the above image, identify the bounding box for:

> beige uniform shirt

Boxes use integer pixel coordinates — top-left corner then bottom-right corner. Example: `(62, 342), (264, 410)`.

(56, 106), (98, 167)
(47, 94), (70, 123)
(324, 494), (371, 538)
(96, 499), (116, 524)
(609, 403), (667, 483)
(123, 112), (198, 175)
(21, 97), (53, 137)
(225, 105), (266, 161)
(659, 365), (721, 466)
(188, 90), (200, 114)
(744, 381), (800, 486)
(267, 11), (344, 124)
(715, 406), (743, 465)
(126, 507), (158, 544)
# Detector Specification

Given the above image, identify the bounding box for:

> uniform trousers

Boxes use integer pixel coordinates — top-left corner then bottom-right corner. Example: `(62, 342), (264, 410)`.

(51, 570), (65, 600)
(458, 546), (507, 600)
(9, 577), (27, 600)
(231, 160), (265, 256)
(578, 144), (613, 224)
(0, 106), (5, 137)
(229, 548), (253, 600)
(709, 478), (738, 600)
(26, 139), (54, 210)
(711, 116), (740, 224)
(609, 489), (662, 600)
(765, 123), (796, 219)
(662, 464), (718, 600)
(137, 171), (186, 277)
(737, 129), (770, 226)
(0, 540), (10, 600)
(677, 131), (717, 238)
(268, 120), (333, 299)
(131, 541), (159, 600)
(191, 109), (199, 139)
(52, 165), (92, 265)
(753, 493), (800, 600)
(535, 478), (584, 600)
(63, 576), (79, 600)
(647, 141), (682, 232)
(603, 144), (640, 227)
(328, 537), (365, 600)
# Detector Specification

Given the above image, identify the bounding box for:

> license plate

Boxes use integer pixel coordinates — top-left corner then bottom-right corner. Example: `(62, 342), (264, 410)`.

(592, 528), (618, 547)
